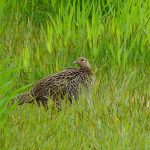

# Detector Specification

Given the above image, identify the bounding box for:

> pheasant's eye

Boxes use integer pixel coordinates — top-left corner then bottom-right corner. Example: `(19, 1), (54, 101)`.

(81, 59), (85, 62)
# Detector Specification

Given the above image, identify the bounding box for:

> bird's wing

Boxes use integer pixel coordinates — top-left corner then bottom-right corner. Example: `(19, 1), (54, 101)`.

(31, 69), (79, 97)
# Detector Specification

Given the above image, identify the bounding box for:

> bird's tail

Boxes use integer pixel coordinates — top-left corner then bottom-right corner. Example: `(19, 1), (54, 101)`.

(11, 92), (35, 105)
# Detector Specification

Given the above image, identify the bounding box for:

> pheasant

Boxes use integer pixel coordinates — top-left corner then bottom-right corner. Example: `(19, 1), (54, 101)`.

(15, 57), (93, 110)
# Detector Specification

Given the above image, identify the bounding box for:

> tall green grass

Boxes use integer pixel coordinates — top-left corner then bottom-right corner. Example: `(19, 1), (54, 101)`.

(0, 0), (150, 149)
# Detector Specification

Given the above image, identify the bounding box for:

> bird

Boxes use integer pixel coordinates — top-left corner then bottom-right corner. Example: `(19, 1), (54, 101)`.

(14, 57), (94, 110)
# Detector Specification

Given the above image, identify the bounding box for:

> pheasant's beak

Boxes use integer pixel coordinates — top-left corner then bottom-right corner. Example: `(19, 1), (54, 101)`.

(73, 60), (77, 64)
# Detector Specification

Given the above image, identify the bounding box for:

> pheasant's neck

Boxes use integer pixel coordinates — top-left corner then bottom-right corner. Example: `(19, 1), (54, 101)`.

(80, 67), (93, 75)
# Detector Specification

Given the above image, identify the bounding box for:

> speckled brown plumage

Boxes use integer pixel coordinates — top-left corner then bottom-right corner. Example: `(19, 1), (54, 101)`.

(16, 57), (93, 110)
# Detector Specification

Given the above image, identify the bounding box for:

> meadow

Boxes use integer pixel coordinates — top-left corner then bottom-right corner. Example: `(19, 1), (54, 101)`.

(0, 0), (150, 149)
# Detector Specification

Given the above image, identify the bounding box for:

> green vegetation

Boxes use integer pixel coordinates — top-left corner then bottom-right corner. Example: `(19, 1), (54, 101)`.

(0, 0), (150, 149)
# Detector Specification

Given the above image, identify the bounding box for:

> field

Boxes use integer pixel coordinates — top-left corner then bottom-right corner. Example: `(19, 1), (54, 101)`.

(0, 0), (150, 149)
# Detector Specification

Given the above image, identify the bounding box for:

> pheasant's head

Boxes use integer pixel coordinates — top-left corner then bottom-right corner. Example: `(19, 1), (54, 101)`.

(74, 57), (91, 69)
